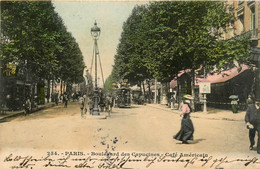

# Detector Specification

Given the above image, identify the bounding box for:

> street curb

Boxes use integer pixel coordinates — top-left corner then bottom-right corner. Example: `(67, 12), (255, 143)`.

(146, 104), (244, 122)
(0, 103), (55, 123)
(84, 115), (108, 120)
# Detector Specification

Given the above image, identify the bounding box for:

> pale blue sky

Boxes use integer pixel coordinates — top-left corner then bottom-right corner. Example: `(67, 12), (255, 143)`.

(52, 1), (148, 83)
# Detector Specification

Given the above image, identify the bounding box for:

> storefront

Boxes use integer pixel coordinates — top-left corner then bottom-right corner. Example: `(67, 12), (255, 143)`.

(196, 65), (254, 110)
(1, 62), (36, 110)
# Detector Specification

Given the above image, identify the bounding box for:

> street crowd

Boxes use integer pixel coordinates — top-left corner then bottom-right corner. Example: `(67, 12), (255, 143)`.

(20, 90), (260, 155)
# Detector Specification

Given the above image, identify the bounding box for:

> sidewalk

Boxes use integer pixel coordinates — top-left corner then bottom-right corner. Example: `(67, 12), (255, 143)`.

(0, 102), (55, 122)
(146, 103), (246, 122)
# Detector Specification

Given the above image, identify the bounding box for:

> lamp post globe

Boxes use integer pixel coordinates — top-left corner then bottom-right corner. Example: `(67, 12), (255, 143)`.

(91, 21), (101, 115)
(91, 21), (101, 40)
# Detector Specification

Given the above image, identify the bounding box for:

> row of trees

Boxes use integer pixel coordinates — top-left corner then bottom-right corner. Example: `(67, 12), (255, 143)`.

(1, 1), (85, 86)
(106, 1), (251, 93)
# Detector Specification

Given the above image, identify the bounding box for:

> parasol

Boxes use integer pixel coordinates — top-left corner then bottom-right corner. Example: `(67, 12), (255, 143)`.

(229, 95), (238, 99)
(183, 94), (193, 100)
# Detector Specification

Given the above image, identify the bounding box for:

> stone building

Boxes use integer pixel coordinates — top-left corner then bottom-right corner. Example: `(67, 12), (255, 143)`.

(224, 0), (260, 101)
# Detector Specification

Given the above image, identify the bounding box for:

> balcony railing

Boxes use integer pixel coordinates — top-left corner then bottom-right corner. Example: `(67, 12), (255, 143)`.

(236, 1), (245, 17)
(250, 29), (258, 39)
(238, 1), (244, 6)
(232, 29), (258, 40)
(242, 29), (258, 40)
(247, 0), (256, 7)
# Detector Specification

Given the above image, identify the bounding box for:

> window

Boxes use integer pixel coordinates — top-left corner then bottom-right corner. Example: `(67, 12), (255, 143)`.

(251, 6), (256, 30)
(237, 15), (244, 34)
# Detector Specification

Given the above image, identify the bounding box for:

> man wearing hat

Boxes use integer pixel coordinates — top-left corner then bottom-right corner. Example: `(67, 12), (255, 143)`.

(245, 100), (260, 153)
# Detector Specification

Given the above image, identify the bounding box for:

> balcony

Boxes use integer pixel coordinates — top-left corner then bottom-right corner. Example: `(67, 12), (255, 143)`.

(233, 29), (258, 41)
(238, 1), (244, 6)
(249, 29), (258, 40)
(247, 0), (256, 7)
(240, 29), (258, 40)
(237, 1), (244, 16)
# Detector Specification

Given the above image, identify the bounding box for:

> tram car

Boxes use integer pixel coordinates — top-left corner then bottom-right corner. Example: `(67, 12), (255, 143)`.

(115, 87), (131, 108)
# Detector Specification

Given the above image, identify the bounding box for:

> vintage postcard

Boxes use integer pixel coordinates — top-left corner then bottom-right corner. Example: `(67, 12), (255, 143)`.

(0, 0), (260, 169)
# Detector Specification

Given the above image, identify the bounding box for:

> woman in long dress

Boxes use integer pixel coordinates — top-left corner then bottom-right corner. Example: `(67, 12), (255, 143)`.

(174, 100), (194, 144)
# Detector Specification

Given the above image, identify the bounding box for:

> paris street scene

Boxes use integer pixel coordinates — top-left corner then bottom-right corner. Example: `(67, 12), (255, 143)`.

(0, 1), (260, 169)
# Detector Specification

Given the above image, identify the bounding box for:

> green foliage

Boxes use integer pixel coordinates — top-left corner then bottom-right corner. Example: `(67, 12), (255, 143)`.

(39, 87), (45, 105)
(1, 1), (85, 84)
(207, 36), (251, 71)
(111, 1), (251, 84)
(112, 5), (151, 84)
(104, 74), (115, 91)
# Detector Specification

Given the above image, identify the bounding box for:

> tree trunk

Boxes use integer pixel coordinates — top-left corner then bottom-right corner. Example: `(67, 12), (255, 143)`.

(142, 81), (145, 96)
(139, 81), (142, 93)
(60, 80), (63, 96)
(177, 78), (182, 110)
(47, 79), (50, 103)
(52, 80), (54, 93)
(154, 78), (157, 104)
(142, 81), (146, 103)
(191, 69), (195, 111)
(148, 81), (151, 103)
(164, 82), (170, 105)
(64, 82), (67, 93)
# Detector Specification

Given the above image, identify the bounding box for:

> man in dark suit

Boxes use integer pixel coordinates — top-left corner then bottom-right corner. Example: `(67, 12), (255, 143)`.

(245, 100), (260, 153)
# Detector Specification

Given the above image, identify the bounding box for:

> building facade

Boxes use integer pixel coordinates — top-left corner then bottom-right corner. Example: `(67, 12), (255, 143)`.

(225, 0), (260, 101)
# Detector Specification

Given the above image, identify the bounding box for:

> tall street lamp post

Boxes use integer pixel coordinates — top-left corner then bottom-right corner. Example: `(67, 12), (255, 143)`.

(91, 21), (101, 115)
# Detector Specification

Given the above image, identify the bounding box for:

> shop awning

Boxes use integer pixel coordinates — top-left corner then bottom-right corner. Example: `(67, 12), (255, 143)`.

(169, 69), (191, 89)
(196, 65), (250, 84)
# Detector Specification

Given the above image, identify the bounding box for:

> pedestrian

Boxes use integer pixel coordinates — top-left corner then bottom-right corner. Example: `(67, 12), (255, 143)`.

(105, 95), (113, 116)
(170, 94), (175, 110)
(88, 97), (94, 115)
(174, 99), (194, 144)
(51, 93), (55, 102)
(55, 93), (59, 105)
(63, 93), (68, 108)
(231, 98), (239, 113)
(60, 95), (63, 103)
(245, 100), (260, 153)
(73, 92), (77, 102)
(99, 94), (105, 112)
(79, 95), (85, 118)
(83, 94), (89, 115)
(247, 94), (254, 108)
(105, 95), (110, 112)
(23, 98), (31, 116)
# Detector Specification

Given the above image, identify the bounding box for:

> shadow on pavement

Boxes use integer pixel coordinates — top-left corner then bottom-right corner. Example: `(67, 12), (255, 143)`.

(116, 105), (142, 109)
(0, 119), (8, 123)
(252, 147), (258, 151)
(175, 138), (206, 145)
(0, 112), (24, 123)
(190, 138), (206, 144)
